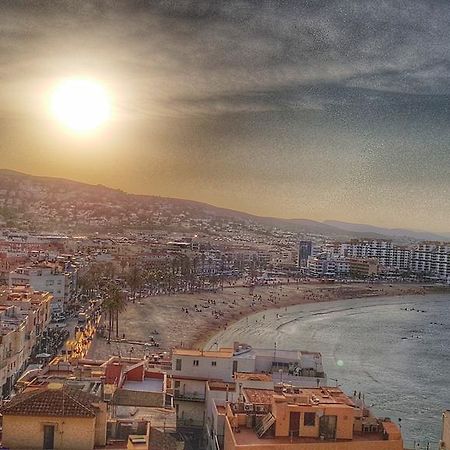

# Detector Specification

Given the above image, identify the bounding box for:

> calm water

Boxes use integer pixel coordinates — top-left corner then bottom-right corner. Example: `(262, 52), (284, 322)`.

(206, 293), (450, 443)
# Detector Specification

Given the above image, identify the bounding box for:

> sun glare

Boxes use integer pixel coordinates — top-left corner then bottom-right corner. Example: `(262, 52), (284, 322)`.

(51, 79), (110, 132)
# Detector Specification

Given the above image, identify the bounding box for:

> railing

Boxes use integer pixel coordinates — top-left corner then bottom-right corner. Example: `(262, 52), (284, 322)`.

(214, 434), (224, 450)
(173, 392), (205, 402)
(272, 368), (324, 379)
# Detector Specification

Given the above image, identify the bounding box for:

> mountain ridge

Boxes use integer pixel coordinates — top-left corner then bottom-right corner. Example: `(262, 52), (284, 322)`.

(0, 168), (448, 241)
(324, 220), (450, 242)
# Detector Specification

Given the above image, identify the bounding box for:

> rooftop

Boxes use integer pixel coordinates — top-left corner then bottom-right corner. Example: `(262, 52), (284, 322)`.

(172, 348), (233, 358)
(235, 372), (272, 382)
(1, 384), (100, 418)
(243, 388), (274, 405)
(208, 381), (236, 391)
(231, 427), (398, 447)
(123, 379), (164, 393)
(227, 386), (402, 446)
(241, 386), (356, 407)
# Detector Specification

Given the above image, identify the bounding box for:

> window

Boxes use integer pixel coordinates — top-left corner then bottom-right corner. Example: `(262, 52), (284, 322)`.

(304, 412), (316, 426)
(174, 381), (180, 388)
(193, 360), (199, 366)
(211, 361), (217, 366)
(175, 359), (182, 371)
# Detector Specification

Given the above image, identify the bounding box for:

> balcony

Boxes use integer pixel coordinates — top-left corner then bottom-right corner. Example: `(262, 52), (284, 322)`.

(173, 391), (205, 402)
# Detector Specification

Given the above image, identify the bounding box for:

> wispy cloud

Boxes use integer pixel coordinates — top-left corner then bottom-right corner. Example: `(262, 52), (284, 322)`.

(1, 0), (450, 117)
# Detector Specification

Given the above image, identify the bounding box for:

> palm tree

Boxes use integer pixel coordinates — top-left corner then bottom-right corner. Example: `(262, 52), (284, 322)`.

(126, 265), (142, 302)
(102, 284), (127, 343)
(192, 256), (199, 292)
(220, 255), (226, 290)
(199, 253), (206, 290)
(114, 289), (127, 339)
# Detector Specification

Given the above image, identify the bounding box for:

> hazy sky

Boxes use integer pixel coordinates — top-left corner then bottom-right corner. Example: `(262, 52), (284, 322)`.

(1, 1), (450, 232)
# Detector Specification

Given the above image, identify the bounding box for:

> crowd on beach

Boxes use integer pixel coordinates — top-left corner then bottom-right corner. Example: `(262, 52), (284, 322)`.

(88, 281), (432, 360)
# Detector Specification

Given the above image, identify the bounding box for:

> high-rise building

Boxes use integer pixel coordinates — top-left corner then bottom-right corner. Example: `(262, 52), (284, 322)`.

(298, 241), (313, 268)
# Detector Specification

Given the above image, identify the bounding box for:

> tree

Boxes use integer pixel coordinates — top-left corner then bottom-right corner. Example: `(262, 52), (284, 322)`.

(102, 284), (127, 343)
(126, 265), (142, 302)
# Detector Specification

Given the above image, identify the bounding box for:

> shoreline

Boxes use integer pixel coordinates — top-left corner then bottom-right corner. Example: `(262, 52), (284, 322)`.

(87, 282), (449, 360)
(199, 288), (450, 443)
(192, 283), (448, 350)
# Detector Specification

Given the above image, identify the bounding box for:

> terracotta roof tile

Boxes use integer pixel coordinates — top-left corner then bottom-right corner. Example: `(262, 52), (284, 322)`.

(1, 385), (99, 418)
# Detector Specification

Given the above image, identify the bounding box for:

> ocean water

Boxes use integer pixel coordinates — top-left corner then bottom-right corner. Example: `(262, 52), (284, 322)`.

(206, 293), (450, 443)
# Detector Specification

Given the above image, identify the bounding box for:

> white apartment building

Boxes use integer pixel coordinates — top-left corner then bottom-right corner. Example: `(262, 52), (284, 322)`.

(8, 264), (71, 312)
(339, 240), (450, 281)
(411, 243), (450, 281)
(390, 247), (412, 271)
(170, 342), (326, 427)
(307, 256), (350, 278)
(341, 240), (394, 268)
(0, 288), (52, 397)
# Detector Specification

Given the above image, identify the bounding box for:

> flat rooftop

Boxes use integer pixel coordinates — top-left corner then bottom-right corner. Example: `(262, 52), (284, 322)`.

(172, 348), (233, 358)
(123, 379), (164, 393)
(234, 347), (321, 359)
(235, 372), (272, 382)
(243, 387), (356, 407)
(243, 388), (274, 405)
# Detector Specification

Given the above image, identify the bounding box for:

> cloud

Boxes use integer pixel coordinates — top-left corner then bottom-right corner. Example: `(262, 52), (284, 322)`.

(1, 0), (450, 119)
(0, 1), (450, 232)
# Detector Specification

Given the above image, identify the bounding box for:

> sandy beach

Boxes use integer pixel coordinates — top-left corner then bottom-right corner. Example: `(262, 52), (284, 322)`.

(87, 281), (448, 360)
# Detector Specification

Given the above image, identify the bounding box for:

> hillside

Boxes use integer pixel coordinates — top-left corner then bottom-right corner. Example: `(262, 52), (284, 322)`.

(0, 169), (422, 241)
(324, 220), (450, 242)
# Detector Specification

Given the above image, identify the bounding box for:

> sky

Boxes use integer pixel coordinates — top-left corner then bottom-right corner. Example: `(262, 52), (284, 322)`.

(1, 0), (450, 232)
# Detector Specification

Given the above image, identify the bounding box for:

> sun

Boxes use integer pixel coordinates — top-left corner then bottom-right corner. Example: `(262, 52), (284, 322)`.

(51, 79), (110, 132)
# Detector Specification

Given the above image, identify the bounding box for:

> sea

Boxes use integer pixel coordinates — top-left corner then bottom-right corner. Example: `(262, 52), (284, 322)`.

(205, 293), (450, 445)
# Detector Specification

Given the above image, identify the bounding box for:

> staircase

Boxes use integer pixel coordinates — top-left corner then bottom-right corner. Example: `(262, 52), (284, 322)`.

(255, 412), (276, 438)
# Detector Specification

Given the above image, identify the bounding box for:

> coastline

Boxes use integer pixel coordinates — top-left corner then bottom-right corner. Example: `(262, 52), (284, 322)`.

(88, 281), (449, 360)
(192, 283), (448, 350)
(198, 288), (450, 443)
